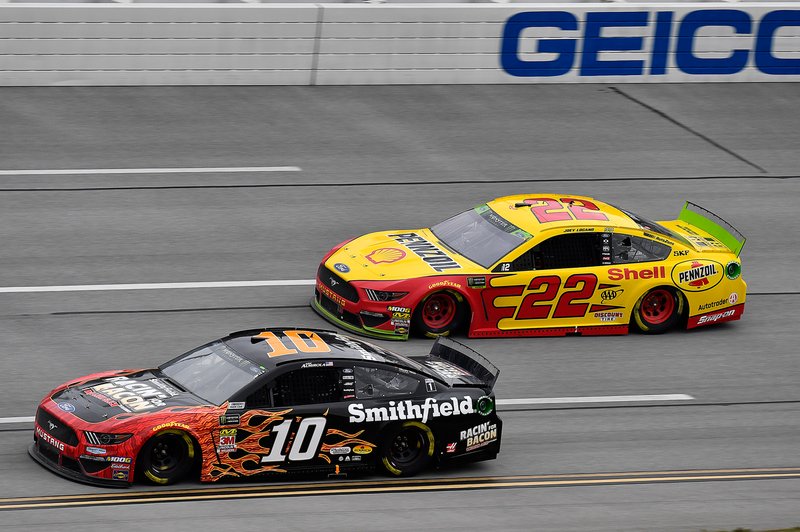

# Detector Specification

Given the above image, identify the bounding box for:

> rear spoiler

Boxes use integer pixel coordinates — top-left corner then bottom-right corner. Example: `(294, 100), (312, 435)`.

(678, 201), (746, 256)
(429, 337), (500, 391)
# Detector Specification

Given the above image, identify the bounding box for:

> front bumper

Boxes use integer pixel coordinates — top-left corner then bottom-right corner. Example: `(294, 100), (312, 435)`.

(29, 404), (132, 488)
(28, 441), (130, 488)
(311, 293), (408, 341)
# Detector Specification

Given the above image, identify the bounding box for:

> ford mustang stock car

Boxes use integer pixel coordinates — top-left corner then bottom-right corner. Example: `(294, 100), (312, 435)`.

(29, 329), (501, 487)
(311, 195), (746, 340)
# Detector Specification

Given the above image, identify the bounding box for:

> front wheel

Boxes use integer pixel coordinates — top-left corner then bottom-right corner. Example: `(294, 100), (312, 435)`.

(380, 422), (434, 477)
(632, 287), (683, 334)
(138, 430), (196, 485)
(413, 292), (464, 338)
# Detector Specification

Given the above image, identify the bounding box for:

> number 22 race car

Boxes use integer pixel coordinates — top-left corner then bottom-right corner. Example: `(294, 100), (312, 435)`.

(311, 195), (746, 340)
(29, 329), (501, 486)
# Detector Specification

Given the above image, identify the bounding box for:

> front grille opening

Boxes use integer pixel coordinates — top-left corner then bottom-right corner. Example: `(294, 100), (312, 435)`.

(36, 407), (79, 446)
(80, 457), (110, 474)
(62, 456), (82, 473)
(317, 264), (359, 302)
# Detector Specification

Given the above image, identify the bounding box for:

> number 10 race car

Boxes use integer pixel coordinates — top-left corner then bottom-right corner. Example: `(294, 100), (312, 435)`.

(30, 329), (501, 486)
(311, 195), (746, 340)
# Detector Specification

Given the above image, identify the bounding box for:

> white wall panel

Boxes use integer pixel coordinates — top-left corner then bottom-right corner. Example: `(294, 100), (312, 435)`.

(1, 3), (800, 85)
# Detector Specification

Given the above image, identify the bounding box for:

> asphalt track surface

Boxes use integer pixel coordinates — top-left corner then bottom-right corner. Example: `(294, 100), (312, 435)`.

(0, 84), (798, 531)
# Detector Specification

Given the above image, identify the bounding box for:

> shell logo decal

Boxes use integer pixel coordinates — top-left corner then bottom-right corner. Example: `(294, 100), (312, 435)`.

(366, 248), (406, 265)
(671, 259), (724, 292)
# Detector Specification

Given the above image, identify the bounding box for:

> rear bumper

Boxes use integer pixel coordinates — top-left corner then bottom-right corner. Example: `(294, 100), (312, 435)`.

(687, 303), (745, 329)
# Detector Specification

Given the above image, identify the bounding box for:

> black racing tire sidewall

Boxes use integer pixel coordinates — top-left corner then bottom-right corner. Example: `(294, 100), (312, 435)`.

(138, 430), (195, 485)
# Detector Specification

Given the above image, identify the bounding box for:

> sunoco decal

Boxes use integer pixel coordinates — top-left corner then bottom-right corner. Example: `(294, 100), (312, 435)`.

(348, 396), (474, 424)
(671, 259), (724, 292)
(388, 233), (461, 273)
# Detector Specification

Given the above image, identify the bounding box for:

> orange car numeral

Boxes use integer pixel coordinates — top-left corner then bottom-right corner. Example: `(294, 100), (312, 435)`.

(253, 330), (331, 358)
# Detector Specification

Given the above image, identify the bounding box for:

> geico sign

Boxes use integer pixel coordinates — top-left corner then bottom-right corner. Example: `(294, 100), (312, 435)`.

(501, 9), (800, 77)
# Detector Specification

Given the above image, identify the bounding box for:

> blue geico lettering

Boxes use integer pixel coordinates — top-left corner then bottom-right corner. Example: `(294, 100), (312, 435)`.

(501, 9), (800, 77)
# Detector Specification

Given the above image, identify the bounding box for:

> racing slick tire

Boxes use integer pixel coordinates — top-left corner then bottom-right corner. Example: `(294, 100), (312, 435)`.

(380, 421), (435, 477)
(138, 429), (196, 485)
(632, 287), (684, 334)
(413, 291), (465, 338)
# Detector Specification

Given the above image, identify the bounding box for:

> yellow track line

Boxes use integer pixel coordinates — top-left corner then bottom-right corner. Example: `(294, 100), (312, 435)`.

(3, 467), (799, 504)
(3, 470), (799, 510)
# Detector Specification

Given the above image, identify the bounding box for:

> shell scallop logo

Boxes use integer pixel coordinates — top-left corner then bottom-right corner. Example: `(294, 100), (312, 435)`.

(366, 248), (406, 265)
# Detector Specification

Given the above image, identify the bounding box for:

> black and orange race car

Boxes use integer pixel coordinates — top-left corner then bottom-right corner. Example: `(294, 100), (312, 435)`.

(311, 195), (746, 340)
(29, 329), (501, 487)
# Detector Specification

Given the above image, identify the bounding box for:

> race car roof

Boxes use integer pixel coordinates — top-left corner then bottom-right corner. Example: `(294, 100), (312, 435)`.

(222, 328), (423, 371)
(486, 194), (640, 233)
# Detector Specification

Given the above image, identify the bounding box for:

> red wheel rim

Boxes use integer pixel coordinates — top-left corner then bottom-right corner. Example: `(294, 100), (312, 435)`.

(640, 289), (675, 325)
(421, 294), (456, 329)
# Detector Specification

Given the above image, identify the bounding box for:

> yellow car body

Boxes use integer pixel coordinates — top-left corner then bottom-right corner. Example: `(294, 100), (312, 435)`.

(311, 195), (746, 340)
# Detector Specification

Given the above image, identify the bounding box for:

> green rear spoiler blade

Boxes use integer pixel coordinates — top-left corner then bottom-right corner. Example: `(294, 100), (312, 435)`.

(678, 201), (746, 256)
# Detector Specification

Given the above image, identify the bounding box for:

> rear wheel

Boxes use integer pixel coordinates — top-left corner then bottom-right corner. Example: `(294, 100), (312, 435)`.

(138, 430), (195, 485)
(380, 422), (434, 477)
(413, 292), (464, 338)
(633, 287), (682, 334)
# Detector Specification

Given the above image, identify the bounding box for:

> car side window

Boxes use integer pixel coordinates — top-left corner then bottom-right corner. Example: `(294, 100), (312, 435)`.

(612, 234), (671, 264)
(354, 366), (421, 400)
(246, 367), (343, 408)
(510, 233), (603, 270)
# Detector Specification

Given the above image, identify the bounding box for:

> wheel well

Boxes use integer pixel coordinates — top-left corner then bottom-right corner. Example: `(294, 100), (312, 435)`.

(630, 285), (686, 332)
(136, 428), (201, 481)
(414, 289), (471, 332)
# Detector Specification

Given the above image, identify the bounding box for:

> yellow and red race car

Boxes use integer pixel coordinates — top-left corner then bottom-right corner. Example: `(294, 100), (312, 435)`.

(311, 195), (746, 340)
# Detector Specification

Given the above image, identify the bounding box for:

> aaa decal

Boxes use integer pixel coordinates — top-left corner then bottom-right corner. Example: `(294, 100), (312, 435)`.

(671, 259), (724, 292)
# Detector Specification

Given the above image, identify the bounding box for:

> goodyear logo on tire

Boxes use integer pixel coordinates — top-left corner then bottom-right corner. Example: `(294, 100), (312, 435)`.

(671, 259), (724, 292)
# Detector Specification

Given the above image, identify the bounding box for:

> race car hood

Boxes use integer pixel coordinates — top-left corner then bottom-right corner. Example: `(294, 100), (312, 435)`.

(50, 369), (209, 424)
(324, 228), (483, 282)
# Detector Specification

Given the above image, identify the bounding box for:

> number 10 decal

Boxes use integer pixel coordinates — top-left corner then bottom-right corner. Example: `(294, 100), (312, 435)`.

(515, 274), (598, 320)
(261, 417), (326, 463)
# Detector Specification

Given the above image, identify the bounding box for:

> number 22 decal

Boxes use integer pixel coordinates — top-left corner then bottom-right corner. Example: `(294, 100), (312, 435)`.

(515, 274), (598, 320)
(523, 197), (609, 224)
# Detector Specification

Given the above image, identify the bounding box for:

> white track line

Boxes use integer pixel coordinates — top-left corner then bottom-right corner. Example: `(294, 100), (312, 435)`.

(0, 279), (316, 294)
(0, 395), (693, 425)
(0, 166), (301, 176)
(497, 394), (694, 406)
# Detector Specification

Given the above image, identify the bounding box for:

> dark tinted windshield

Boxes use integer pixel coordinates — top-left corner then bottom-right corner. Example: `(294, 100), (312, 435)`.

(431, 205), (532, 268)
(160, 341), (265, 405)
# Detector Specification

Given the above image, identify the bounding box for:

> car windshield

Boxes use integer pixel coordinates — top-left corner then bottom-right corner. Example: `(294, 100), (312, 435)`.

(159, 341), (265, 405)
(621, 209), (691, 245)
(431, 205), (532, 268)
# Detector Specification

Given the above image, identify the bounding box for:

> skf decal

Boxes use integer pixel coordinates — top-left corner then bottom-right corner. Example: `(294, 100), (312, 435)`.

(388, 233), (461, 272)
(672, 259), (724, 292)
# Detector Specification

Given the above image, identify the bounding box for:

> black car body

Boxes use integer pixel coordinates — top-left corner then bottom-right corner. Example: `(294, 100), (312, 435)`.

(30, 328), (502, 486)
